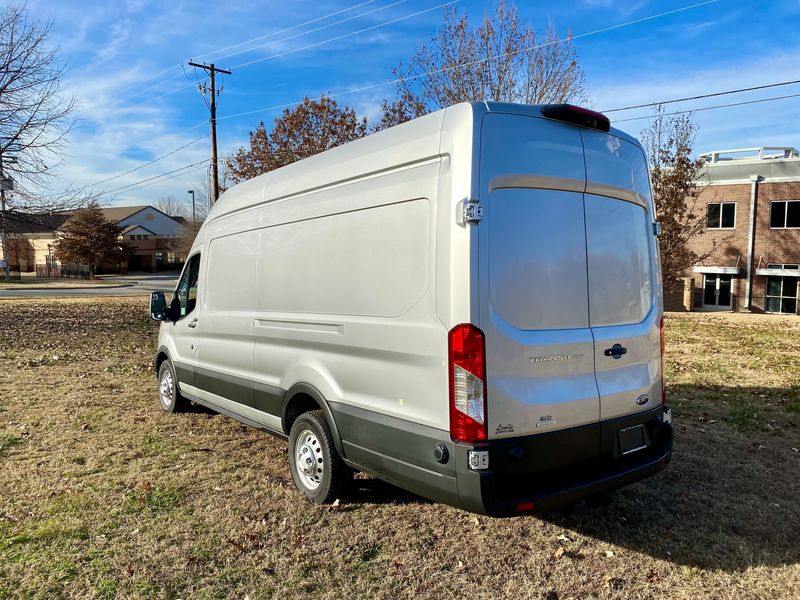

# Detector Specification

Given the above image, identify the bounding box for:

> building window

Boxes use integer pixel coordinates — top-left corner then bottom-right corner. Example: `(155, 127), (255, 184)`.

(770, 201), (800, 228)
(765, 265), (798, 314)
(706, 202), (736, 228)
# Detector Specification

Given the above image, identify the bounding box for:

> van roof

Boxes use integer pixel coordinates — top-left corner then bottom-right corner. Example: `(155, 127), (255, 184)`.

(205, 101), (641, 226)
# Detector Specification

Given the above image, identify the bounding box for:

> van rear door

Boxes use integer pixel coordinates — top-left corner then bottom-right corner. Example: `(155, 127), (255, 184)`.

(582, 130), (663, 420)
(479, 113), (600, 442)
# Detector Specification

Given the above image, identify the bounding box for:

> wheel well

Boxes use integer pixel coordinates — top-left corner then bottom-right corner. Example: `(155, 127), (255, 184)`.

(155, 351), (169, 376)
(284, 393), (322, 434)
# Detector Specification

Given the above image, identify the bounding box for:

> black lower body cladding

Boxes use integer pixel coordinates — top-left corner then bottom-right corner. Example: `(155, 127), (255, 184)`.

(332, 402), (671, 516)
(456, 405), (673, 516)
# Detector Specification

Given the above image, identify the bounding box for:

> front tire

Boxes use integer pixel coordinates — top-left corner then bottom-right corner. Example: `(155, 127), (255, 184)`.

(288, 410), (350, 503)
(157, 360), (189, 413)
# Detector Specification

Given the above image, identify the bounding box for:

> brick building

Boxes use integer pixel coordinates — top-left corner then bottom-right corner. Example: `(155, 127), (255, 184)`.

(684, 147), (800, 314)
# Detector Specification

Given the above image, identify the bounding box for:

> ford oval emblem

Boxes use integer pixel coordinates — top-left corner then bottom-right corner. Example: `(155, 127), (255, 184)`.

(636, 394), (649, 406)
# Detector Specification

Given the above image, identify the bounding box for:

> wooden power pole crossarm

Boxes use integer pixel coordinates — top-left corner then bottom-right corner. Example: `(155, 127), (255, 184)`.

(188, 62), (231, 205)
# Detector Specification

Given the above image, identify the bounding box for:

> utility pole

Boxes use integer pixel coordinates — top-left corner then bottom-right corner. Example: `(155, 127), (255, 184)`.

(188, 62), (231, 205)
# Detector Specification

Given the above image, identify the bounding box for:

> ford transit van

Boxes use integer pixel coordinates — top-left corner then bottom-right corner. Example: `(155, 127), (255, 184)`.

(150, 101), (672, 516)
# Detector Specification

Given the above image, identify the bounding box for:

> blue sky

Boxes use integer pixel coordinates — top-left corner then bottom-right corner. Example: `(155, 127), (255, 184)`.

(25, 0), (800, 208)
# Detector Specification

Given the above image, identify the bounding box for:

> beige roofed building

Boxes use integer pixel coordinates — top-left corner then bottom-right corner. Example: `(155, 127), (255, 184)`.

(0, 205), (187, 273)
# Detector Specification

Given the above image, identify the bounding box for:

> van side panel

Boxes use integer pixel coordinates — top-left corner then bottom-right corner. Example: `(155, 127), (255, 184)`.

(250, 160), (450, 449)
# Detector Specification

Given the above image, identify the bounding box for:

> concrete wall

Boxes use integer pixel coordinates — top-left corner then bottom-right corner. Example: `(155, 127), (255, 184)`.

(0, 235), (57, 271)
(664, 278), (694, 312)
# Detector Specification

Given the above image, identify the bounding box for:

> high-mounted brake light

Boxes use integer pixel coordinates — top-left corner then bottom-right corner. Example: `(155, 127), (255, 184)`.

(448, 324), (488, 443)
(540, 104), (611, 132)
(660, 316), (666, 405)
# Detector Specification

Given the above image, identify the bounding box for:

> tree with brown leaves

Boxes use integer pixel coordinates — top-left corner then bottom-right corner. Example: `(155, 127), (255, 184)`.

(53, 203), (133, 276)
(226, 96), (368, 184)
(642, 108), (718, 291)
(379, 0), (586, 128)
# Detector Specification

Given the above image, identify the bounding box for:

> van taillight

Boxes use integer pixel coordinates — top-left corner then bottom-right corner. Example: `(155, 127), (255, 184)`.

(448, 324), (487, 443)
(540, 104), (611, 132)
(660, 317), (666, 405)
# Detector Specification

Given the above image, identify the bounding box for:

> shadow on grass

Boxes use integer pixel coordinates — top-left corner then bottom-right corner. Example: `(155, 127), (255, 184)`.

(343, 477), (433, 509)
(186, 384), (799, 571)
(544, 384), (800, 572)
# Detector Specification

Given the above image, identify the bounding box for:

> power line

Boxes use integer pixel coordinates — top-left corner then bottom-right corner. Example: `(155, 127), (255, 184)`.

(212, 0), (410, 64)
(219, 0), (719, 121)
(104, 164), (211, 196)
(111, 0), (431, 114)
(195, 0), (381, 62)
(218, 0), (719, 120)
(96, 160), (210, 199)
(84, 135), (207, 189)
(603, 78), (800, 113)
(232, 0), (462, 69)
(113, 70), (187, 107)
(111, 0), (385, 107)
(114, 63), (183, 97)
(613, 92), (800, 124)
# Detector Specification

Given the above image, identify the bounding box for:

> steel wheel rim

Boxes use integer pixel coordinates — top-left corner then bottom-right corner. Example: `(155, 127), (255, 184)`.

(294, 429), (323, 490)
(159, 370), (174, 408)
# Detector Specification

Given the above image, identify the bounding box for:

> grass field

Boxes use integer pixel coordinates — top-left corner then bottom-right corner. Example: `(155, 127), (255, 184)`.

(1, 297), (799, 599)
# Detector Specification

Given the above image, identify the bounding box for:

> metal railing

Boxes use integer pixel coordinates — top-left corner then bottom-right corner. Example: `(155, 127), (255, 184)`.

(35, 263), (91, 279)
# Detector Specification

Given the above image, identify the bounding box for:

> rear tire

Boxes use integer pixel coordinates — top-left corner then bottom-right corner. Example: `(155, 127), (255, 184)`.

(288, 410), (350, 504)
(157, 360), (189, 413)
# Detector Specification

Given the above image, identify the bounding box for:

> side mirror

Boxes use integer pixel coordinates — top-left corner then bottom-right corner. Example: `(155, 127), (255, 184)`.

(150, 291), (168, 321)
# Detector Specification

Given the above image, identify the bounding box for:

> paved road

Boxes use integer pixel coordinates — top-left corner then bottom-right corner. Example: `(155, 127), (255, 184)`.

(0, 272), (178, 298)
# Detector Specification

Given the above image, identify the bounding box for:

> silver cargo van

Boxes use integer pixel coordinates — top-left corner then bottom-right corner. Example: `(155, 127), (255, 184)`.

(150, 102), (672, 516)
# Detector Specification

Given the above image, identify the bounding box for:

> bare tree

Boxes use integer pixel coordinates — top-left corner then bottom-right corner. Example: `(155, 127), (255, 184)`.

(0, 2), (78, 278)
(379, 1), (587, 128)
(642, 107), (721, 290)
(156, 195), (188, 218)
(0, 3), (76, 190)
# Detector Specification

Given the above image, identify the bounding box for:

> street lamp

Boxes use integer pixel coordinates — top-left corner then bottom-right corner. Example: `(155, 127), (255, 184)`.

(187, 189), (196, 225)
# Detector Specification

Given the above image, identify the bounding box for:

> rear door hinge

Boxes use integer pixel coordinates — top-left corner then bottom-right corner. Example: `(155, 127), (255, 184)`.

(461, 199), (483, 225)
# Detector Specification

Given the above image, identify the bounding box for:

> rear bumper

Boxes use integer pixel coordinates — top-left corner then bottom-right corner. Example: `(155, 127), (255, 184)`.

(455, 405), (673, 516)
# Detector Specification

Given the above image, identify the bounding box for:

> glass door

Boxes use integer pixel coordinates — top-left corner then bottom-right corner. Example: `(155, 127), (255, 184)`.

(702, 274), (733, 309)
(766, 276), (798, 314)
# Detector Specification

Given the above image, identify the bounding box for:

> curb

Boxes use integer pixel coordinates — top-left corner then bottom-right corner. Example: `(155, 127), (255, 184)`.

(0, 283), (135, 291)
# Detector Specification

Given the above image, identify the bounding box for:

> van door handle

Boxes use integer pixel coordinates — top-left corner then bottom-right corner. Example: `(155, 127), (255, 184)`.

(603, 344), (627, 359)
(188, 318), (198, 328)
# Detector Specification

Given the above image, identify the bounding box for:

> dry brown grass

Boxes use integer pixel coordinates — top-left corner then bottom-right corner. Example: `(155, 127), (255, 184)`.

(1, 298), (799, 599)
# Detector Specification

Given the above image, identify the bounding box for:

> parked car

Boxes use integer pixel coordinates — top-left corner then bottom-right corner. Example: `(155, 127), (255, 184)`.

(150, 101), (672, 516)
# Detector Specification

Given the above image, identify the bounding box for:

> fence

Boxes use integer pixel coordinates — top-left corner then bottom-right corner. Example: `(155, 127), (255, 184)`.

(35, 263), (91, 279)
